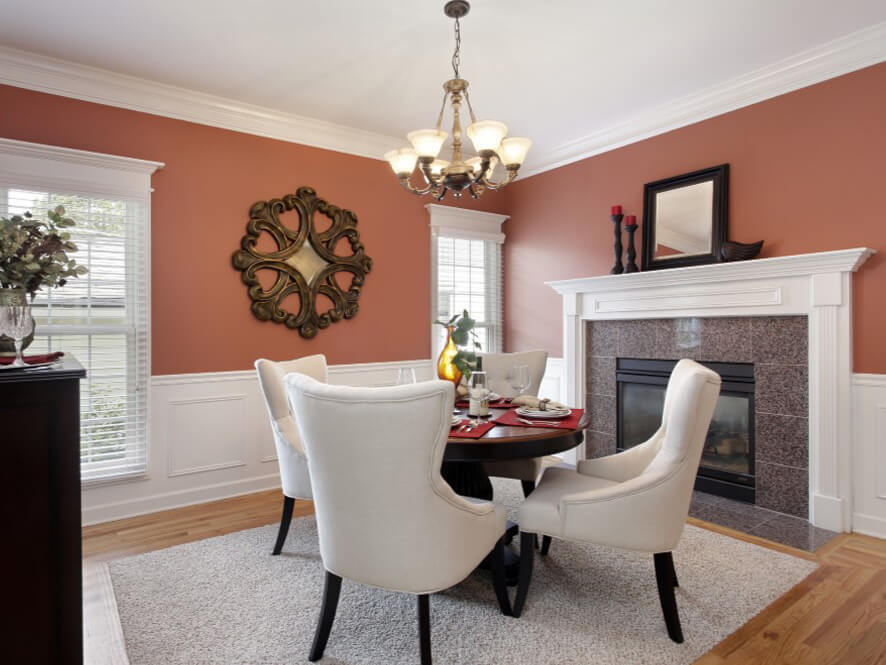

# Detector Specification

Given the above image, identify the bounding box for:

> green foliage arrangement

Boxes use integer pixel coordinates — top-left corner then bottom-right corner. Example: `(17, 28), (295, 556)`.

(0, 206), (88, 294)
(435, 309), (481, 380)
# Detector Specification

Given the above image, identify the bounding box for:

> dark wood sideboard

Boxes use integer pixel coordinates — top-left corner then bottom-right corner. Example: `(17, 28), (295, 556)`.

(0, 356), (86, 664)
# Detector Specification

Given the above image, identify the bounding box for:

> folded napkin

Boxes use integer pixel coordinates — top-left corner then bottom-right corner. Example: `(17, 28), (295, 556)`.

(495, 408), (585, 430)
(449, 419), (496, 439)
(0, 351), (64, 366)
(456, 384), (469, 398)
(511, 395), (569, 411)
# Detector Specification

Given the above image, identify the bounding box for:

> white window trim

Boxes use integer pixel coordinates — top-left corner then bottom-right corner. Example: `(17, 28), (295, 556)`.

(427, 204), (508, 360)
(0, 137), (163, 485)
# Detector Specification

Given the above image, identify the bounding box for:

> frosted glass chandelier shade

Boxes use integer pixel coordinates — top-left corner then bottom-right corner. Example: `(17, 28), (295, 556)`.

(407, 129), (448, 158)
(384, 148), (419, 176)
(497, 137), (533, 167)
(466, 120), (508, 153)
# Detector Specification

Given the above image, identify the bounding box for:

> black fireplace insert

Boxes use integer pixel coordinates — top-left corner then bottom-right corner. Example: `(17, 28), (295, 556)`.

(616, 358), (755, 503)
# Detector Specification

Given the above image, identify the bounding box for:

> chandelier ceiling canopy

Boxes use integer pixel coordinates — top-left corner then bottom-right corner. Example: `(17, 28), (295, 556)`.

(384, 0), (531, 200)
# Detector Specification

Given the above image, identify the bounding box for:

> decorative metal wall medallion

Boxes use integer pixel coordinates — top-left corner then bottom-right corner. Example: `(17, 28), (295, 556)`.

(232, 187), (372, 338)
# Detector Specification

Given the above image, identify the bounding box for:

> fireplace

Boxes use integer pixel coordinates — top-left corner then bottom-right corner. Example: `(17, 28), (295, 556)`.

(616, 358), (755, 502)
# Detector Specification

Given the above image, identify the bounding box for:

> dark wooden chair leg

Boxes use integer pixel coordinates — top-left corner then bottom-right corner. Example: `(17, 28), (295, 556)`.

(309, 571), (342, 662)
(540, 535), (552, 556)
(521, 480), (536, 497)
(417, 594), (432, 665)
(513, 531), (535, 618)
(489, 536), (513, 616)
(671, 556), (679, 588)
(654, 552), (684, 643)
(271, 496), (295, 555)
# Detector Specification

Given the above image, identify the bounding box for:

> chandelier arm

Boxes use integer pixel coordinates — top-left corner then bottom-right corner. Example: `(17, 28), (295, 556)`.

(463, 88), (478, 125)
(397, 173), (437, 196)
(434, 88), (449, 130)
(481, 168), (519, 191)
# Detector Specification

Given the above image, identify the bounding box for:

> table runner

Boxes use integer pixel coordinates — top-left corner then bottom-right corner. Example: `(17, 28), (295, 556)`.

(0, 351), (64, 366)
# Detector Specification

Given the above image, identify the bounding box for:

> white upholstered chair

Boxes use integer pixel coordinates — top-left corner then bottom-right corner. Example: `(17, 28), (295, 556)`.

(513, 359), (721, 643)
(480, 350), (549, 496)
(255, 354), (327, 555)
(284, 374), (512, 665)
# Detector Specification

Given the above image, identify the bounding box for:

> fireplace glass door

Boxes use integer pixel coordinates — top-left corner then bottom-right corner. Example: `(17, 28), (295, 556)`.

(616, 358), (755, 502)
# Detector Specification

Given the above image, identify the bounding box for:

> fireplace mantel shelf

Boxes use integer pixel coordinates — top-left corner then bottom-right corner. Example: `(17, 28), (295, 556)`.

(549, 246), (876, 533)
(547, 247), (875, 295)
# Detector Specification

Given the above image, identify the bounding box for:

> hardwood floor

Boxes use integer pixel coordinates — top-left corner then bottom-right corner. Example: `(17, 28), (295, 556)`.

(83, 493), (886, 665)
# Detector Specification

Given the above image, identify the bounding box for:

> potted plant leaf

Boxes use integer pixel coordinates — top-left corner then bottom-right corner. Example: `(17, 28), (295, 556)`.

(0, 206), (88, 352)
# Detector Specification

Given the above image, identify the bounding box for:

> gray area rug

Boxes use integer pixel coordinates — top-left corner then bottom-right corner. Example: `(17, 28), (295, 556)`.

(109, 480), (817, 664)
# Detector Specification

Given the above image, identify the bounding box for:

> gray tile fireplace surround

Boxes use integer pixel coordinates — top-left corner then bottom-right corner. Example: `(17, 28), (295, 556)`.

(585, 316), (810, 518)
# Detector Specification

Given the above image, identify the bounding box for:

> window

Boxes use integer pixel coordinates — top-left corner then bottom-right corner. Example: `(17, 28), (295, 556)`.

(428, 205), (506, 359)
(0, 139), (161, 482)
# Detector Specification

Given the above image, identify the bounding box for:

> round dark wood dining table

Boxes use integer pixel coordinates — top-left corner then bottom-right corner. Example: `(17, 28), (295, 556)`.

(441, 407), (589, 501)
(441, 406), (589, 583)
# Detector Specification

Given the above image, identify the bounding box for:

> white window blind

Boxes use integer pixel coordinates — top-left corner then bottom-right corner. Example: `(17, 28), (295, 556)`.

(1, 189), (149, 481)
(432, 232), (503, 358)
(0, 138), (160, 484)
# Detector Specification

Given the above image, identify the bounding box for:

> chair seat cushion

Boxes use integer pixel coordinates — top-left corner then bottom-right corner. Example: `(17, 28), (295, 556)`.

(519, 467), (618, 537)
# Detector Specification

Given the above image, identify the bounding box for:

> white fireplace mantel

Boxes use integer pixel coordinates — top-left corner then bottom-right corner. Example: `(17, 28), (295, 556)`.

(547, 247), (876, 532)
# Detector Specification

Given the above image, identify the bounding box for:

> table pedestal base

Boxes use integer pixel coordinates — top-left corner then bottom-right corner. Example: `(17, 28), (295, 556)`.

(441, 461), (521, 585)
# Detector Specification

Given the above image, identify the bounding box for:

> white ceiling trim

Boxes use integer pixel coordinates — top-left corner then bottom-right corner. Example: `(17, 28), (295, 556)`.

(0, 21), (884, 175)
(521, 21), (886, 177)
(0, 45), (401, 161)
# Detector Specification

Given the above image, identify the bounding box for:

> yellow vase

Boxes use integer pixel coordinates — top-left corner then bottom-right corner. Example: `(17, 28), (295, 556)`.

(437, 326), (463, 387)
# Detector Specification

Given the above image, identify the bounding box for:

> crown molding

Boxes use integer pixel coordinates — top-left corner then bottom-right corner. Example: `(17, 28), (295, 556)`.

(1, 21), (885, 174)
(521, 21), (886, 178)
(0, 45), (400, 161)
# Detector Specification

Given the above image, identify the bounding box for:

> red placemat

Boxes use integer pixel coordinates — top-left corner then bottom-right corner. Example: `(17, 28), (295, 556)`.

(494, 407), (585, 430)
(0, 351), (64, 366)
(455, 397), (513, 408)
(449, 419), (496, 438)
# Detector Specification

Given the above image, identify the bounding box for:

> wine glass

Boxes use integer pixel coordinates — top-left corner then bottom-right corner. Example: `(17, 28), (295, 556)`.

(0, 304), (34, 368)
(509, 364), (531, 398)
(395, 367), (417, 385)
(469, 371), (489, 424)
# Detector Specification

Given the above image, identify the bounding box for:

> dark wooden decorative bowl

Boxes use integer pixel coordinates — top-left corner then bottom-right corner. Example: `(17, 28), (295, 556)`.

(720, 240), (764, 262)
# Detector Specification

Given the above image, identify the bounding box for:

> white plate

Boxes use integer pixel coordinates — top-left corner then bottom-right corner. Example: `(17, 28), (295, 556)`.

(451, 415), (462, 426)
(0, 359), (61, 371)
(515, 406), (571, 420)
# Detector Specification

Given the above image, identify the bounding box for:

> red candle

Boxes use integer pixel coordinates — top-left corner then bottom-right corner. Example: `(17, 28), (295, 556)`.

(624, 214), (637, 226)
(611, 205), (622, 215)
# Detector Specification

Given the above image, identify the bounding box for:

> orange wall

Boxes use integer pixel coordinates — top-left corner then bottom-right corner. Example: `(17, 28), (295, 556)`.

(501, 62), (886, 374)
(0, 84), (506, 374)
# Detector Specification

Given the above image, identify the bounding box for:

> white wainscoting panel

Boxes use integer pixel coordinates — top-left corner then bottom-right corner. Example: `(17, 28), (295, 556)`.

(851, 373), (886, 538)
(81, 358), (434, 525)
(167, 395), (248, 477)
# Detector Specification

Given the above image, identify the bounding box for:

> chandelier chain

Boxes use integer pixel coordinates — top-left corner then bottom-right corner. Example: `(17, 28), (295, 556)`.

(452, 16), (461, 79)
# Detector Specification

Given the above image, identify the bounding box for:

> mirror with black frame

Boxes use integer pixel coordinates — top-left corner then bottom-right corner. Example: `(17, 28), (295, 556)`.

(641, 164), (728, 270)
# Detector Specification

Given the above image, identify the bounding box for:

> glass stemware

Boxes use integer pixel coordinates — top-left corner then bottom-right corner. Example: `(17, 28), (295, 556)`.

(469, 370), (489, 425)
(0, 304), (35, 368)
(395, 367), (417, 385)
(509, 364), (531, 397)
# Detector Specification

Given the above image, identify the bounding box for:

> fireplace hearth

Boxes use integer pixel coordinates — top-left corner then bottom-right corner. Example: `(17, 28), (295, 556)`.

(616, 358), (755, 503)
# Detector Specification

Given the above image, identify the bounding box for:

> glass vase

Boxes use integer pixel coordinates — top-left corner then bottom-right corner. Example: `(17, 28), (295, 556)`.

(436, 325), (463, 387)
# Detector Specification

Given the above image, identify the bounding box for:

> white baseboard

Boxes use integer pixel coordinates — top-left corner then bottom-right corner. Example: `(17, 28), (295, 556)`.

(852, 512), (886, 539)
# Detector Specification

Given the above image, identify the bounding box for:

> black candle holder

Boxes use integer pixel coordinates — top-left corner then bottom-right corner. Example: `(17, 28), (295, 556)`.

(610, 213), (624, 275)
(624, 224), (639, 273)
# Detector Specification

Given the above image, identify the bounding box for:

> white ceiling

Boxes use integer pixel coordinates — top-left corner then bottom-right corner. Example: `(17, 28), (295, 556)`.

(1, 1), (885, 174)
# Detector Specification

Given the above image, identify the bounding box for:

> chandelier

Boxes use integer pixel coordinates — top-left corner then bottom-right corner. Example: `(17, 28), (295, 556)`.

(384, 0), (531, 200)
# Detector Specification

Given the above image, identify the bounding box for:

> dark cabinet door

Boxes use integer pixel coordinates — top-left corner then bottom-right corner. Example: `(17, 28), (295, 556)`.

(0, 358), (85, 665)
